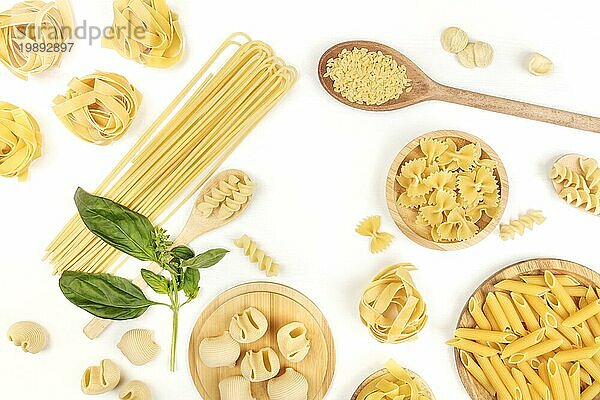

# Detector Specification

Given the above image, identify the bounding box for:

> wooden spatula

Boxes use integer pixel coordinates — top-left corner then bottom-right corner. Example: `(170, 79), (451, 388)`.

(83, 169), (254, 339)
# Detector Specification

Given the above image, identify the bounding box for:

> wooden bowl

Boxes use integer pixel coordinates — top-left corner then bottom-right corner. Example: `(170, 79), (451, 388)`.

(188, 282), (335, 400)
(351, 368), (435, 400)
(385, 130), (509, 251)
(454, 258), (600, 400)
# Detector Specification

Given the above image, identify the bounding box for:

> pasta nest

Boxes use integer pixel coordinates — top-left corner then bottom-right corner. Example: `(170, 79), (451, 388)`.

(0, 0), (73, 79)
(0, 101), (42, 180)
(359, 263), (428, 344)
(52, 71), (143, 145)
(102, 0), (184, 68)
(396, 137), (501, 243)
(355, 360), (434, 400)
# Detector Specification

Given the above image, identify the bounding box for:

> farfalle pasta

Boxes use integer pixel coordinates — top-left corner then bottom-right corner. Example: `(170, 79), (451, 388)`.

(355, 360), (434, 400)
(355, 215), (394, 253)
(395, 136), (501, 243)
(359, 263), (428, 344)
(240, 347), (281, 382)
(277, 322), (310, 363)
(267, 368), (309, 400)
(229, 307), (268, 344)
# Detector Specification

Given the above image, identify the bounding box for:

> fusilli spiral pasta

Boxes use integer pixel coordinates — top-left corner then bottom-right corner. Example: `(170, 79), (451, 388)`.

(355, 215), (394, 253)
(234, 234), (279, 276)
(359, 263), (428, 344)
(0, 101), (42, 180)
(499, 210), (546, 240)
(560, 187), (600, 215)
(550, 162), (589, 192)
(0, 0), (73, 79)
(52, 71), (142, 145)
(197, 173), (254, 220)
(580, 157), (600, 193)
(102, 0), (183, 68)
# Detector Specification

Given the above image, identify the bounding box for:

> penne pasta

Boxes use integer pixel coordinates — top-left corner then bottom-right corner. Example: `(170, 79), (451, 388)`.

(495, 280), (550, 296)
(546, 358), (564, 400)
(469, 297), (492, 330)
(511, 367), (532, 400)
(497, 292), (527, 335)
(581, 381), (600, 400)
(511, 292), (542, 332)
(569, 363), (581, 400)
(566, 286), (589, 298)
(459, 350), (496, 396)
(580, 298), (600, 337)
(483, 302), (501, 331)
(580, 357), (600, 381)
(528, 383), (543, 400)
(475, 354), (513, 400)
(486, 293), (512, 332)
(560, 363), (575, 400)
(563, 299), (600, 327)
(517, 362), (551, 400)
(521, 274), (581, 287)
(446, 338), (500, 357)
(545, 271), (578, 314)
(508, 339), (563, 364)
(455, 328), (517, 344)
(490, 355), (522, 400)
(545, 292), (569, 319)
(502, 328), (546, 359)
(554, 346), (600, 363)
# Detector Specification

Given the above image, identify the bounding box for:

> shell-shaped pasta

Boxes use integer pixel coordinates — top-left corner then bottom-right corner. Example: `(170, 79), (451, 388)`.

(229, 307), (268, 344)
(117, 329), (160, 366)
(199, 331), (241, 368)
(267, 368), (309, 400)
(7, 321), (48, 354)
(240, 347), (281, 382)
(119, 380), (152, 400)
(81, 359), (121, 395)
(277, 322), (310, 363)
(218, 376), (256, 400)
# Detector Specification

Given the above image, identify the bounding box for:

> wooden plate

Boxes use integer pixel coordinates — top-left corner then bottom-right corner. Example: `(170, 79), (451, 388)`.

(454, 258), (600, 400)
(188, 282), (335, 400)
(385, 130), (509, 251)
(351, 368), (435, 400)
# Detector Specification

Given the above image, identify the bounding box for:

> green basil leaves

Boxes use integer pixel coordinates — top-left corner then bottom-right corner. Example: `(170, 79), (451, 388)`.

(182, 248), (229, 269)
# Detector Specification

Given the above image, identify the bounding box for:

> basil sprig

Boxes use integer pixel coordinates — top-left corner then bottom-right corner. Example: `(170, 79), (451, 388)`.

(58, 188), (228, 371)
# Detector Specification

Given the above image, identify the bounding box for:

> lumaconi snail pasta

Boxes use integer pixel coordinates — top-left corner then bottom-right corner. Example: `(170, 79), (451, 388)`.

(7, 321), (48, 354)
(119, 380), (152, 400)
(117, 329), (160, 366)
(240, 347), (281, 382)
(199, 331), (241, 368)
(267, 368), (309, 400)
(81, 359), (121, 395)
(277, 322), (311, 363)
(218, 375), (256, 400)
(229, 307), (268, 344)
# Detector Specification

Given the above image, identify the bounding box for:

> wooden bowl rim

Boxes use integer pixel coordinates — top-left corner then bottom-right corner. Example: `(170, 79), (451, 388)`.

(453, 258), (600, 400)
(351, 367), (435, 400)
(385, 129), (509, 251)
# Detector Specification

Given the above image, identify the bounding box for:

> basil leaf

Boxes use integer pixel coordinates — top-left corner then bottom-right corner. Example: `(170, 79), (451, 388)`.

(59, 271), (157, 320)
(182, 268), (200, 299)
(74, 188), (157, 262)
(182, 248), (228, 269)
(171, 245), (194, 260)
(141, 269), (169, 294)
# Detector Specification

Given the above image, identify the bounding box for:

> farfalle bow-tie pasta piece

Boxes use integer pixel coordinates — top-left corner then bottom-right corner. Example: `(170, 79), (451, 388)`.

(356, 215), (394, 253)
(0, 102), (42, 180)
(457, 166), (498, 206)
(229, 307), (268, 344)
(359, 263), (428, 344)
(436, 207), (479, 242)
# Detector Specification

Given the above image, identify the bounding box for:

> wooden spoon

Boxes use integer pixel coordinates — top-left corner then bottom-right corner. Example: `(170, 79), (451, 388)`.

(318, 41), (600, 133)
(83, 169), (254, 339)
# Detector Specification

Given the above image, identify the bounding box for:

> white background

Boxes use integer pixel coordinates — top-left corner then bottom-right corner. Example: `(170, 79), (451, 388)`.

(1, 0), (600, 398)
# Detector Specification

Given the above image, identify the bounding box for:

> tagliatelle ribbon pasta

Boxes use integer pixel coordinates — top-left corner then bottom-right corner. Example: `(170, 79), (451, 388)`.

(0, 0), (74, 79)
(52, 71), (142, 145)
(356, 360), (435, 400)
(359, 263), (428, 344)
(102, 0), (183, 68)
(0, 101), (42, 180)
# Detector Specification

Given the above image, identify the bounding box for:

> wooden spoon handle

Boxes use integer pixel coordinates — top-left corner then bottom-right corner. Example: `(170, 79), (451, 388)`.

(435, 85), (600, 133)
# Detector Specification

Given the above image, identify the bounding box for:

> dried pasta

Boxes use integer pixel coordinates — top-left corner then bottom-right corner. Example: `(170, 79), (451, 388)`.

(45, 34), (297, 274)
(560, 187), (600, 215)
(448, 271), (600, 400)
(580, 157), (600, 193)
(52, 71), (142, 145)
(81, 359), (121, 395)
(550, 162), (589, 192)
(7, 321), (48, 353)
(323, 47), (412, 106)
(218, 376), (256, 400)
(117, 329), (160, 366)
(199, 331), (241, 368)
(277, 322), (310, 363)
(102, 0), (183, 68)
(0, 101), (42, 181)
(499, 210), (546, 240)
(240, 347), (280, 382)
(234, 234), (280, 277)
(119, 380), (152, 400)
(355, 215), (394, 253)
(355, 359), (434, 400)
(229, 307), (268, 344)
(197, 173), (254, 220)
(395, 136), (501, 243)
(267, 368), (309, 400)
(441, 27), (469, 54)
(359, 263), (427, 343)
(0, 0), (73, 79)
(528, 53), (554, 76)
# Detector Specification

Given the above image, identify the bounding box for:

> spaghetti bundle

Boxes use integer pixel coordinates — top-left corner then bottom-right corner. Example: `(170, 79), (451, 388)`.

(0, 0), (73, 79)
(45, 33), (297, 274)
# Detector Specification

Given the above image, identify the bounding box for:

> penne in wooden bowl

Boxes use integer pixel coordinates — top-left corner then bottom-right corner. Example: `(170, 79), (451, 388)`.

(385, 130), (509, 251)
(452, 258), (600, 400)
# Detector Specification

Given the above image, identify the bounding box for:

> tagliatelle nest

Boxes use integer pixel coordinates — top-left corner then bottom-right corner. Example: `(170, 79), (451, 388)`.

(52, 71), (142, 145)
(0, 0), (74, 79)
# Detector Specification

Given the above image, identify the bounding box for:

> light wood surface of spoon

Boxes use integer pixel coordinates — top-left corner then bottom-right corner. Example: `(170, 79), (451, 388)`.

(83, 169), (253, 339)
(318, 40), (600, 133)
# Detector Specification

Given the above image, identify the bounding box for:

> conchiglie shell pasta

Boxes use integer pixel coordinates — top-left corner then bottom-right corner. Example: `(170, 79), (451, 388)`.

(81, 359), (121, 395)
(267, 368), (309, 400)
(7, 321), (48, 353)
(119, 380), (152, 400)
(117, 329), (160, 366)
(218, 375), (256, 400)
(240, 347), (280, 382)
(199, 331), (241, 368)
(229, 307), (268, 344)
(277, 322), (310, 363)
